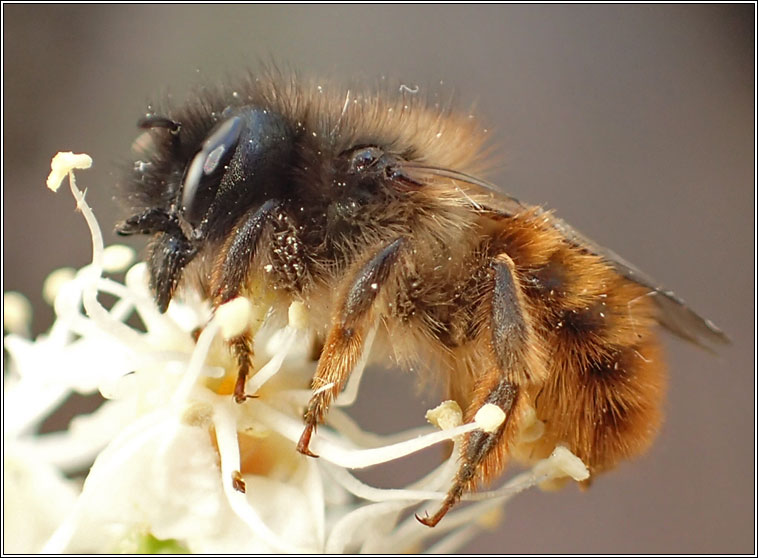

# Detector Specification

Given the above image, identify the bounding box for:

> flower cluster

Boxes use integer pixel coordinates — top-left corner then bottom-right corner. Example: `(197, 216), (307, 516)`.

(3, 153), (589, 553)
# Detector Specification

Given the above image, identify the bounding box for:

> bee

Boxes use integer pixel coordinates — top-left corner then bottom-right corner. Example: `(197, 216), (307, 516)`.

(116, 70), (728, 527)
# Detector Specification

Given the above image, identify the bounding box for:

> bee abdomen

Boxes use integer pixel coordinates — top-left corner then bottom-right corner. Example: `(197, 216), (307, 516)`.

(498, 216), (667, 473)
(527, 332), (666, 474)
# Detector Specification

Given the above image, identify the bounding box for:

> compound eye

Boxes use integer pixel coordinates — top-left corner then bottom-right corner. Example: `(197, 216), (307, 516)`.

(182, 116), (243, 226)
(348, 146), (384, 173)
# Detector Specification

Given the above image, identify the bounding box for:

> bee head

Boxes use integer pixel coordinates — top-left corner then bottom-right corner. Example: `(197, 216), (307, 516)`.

(118, 106), (295, 311)
(178, 108), (294, 238)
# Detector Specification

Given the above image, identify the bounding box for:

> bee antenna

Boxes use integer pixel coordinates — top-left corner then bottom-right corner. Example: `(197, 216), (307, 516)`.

(401, 163), (502, 194)
(399, 163), (526, 211)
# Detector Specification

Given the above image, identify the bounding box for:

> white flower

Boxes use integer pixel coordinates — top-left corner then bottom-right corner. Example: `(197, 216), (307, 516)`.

(3, 153), (589, 553)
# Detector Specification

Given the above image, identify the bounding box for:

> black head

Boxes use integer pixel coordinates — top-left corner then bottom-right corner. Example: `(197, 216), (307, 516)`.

(117, 106), (295, 312)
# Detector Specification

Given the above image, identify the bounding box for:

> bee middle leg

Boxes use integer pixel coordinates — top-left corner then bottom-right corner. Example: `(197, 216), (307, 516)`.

(417, 252), (545, 527)
(297, 238), (405, 457)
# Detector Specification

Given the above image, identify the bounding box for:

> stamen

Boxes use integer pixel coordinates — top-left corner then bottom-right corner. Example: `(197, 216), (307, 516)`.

(42, 268), (76, 306)
(216, 296), (252, 340)
(474, 403), (506, 433)
(47, 152), (152, 353)
(287, 300), (309, 329)
(102, 245), (136, 274)
(46, 152), (92, 192)
(247, 327), (299, 393)
(533, 445), (590, 483)
(3, 291), (32, 336)
(251, 400), (478, 469)
(213, 404), (309, 553)
(335, 324), (377, 407)
(426, 400), (463, 431)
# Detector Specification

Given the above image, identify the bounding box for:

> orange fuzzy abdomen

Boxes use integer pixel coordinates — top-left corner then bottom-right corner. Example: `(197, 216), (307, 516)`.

(497, 210), (667, 473)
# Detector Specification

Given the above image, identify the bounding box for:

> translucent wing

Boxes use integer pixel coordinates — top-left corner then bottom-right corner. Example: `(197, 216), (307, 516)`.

(402, 165), (730, 351)
(547, 214), (729, 352)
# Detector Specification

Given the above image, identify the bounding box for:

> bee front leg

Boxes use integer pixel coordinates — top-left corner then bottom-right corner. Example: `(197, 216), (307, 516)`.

(417, 253), (546, 527)
(229, 335), (256, 403)
(211, 199), (284, 403)
(297, 238), (405, 457)
(147, 233), (197, 313)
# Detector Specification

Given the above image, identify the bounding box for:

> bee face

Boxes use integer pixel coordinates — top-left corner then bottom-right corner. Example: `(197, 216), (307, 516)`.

(120, 105), (300, 309)
(179, 109), (293, 230)
(117, 71), (728, 526)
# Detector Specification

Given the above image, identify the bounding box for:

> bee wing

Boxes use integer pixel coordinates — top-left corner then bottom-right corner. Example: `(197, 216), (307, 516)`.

(402, 165), (729, 351)
(547, 215), (730, 351)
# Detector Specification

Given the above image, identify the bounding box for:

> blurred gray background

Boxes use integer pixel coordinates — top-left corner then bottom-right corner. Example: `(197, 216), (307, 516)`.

(3, 4), (754, 554)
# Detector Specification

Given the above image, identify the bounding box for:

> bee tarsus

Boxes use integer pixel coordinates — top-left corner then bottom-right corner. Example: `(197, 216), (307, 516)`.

(230, 335), (256, 404)
(296, 422), (320, 459)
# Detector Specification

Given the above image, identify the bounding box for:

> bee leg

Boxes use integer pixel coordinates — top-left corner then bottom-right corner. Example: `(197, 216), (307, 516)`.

(212, 199), (284, 304)
(147, 233), (196, 313)
(417, 380), (522, 527)
(297, 238), (405, 457)
(211, 199), (284, 402)
(115, 207), (181, 237)
(230, 334), (256, 403)
(417, 253), (544, 527)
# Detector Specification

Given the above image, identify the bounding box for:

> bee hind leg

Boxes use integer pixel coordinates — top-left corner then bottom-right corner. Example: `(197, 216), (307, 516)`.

(417, 252), (545, 527)
(417, 379), (522, 527)
(297, 238), (405, 457)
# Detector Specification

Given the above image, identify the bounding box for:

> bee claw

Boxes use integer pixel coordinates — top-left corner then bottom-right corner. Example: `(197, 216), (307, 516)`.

(233, 393), (258, 404)
(231, 470), (246, 493)
(415, 502), (451, 527)
(298, 446), (320, 458)
(415, 512), (438, 528)
(297, 423), (320, 458)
